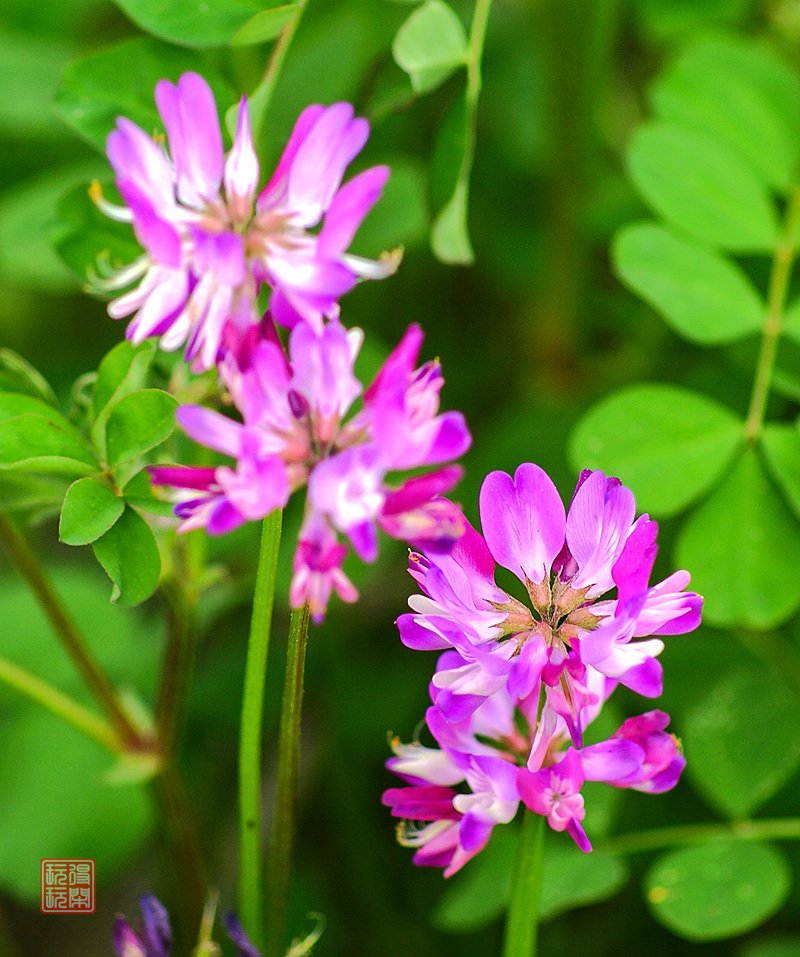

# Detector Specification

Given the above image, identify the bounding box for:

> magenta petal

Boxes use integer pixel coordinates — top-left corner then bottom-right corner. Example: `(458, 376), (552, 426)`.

(396, 613), (451, 651)
(206, 499), (246, 535)
(382, 466), (463, 515)
(223, 912), (262, 957)
(348, 519), (378, 562)
(177, 405), (243, 457)
(147, 465), (217, 490)
(258, 104), (326, 209)
(459, 813), (492, 853)
(423, 411), (472, 466)
(579, 739), (643, 783)
(567, 818), (593, 853)
(318, 165), (390, 257)
(479, 464), (566, 584)
(619, 656), (663, 697)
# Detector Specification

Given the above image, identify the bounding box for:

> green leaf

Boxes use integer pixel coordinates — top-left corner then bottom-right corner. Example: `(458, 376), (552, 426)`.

(0, 394), (97, 475)
(540, 845), (629, 921)
(783, 295), (800, 347)
(612, 223), (764, 344)
(432, 178), (474, 265)
(0, 710), (154, 904)
(91, 341), (155, 459)
(0, 350), (58, 406)
(0, 30), (76, 137)
(123, 469), (178, 518)
(54, 38), (235, 151)
(93, 507), (161, 606)
(432, 827), (628, 933)
(675, 446), (800, 628)
(52, 181), (143, 285)
(569, 384), (743, 518)
(646, 840), (790, 941)
(626, 123), (779, 253)
(106, 389), (178, 468)
(741, 938), (800, 957)
(230, 4), (298, 45)
(761, 424), (800, 519)
(59, 477), (125, 546)
(635, 0), (750, 38)
(650, 37), (800, 192)
(684, 666), (800, 818)
(0, 473), (70, 524)
(349, 158), (428, 257)
(432, 824), (516, 933)
(111, 0), (275, 47)
(392, 0), (468, 94)
(0, 161), (105, 292)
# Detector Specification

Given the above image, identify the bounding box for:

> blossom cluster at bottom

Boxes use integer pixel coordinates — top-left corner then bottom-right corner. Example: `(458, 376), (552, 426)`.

(114, 895), (320, 957)
(383, 463), (701, 874)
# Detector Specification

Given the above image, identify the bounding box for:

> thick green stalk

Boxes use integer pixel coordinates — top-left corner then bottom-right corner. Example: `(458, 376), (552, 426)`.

(238, 509), (283, 950)
(502, 811), (546, 957)
(0, 510), (142, 749)
(745, 184), (800, 440)
(0, 655), (121, 754)
(266, 602), (310, 957)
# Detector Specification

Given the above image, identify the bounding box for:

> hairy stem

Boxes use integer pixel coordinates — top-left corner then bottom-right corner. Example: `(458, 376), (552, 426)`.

(0, 510), (142, 749)
(502, 811), (546, 957)
(745, 185), (800, 440)
(0, 655), (121, 753)
(238, 509), (283, 950)
(266, 602), (310, 957)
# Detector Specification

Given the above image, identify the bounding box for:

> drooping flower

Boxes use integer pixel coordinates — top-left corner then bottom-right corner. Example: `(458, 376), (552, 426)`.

(150, 321), (470, 621)
(94, 72), (398, 371)
(384, 462), (699, 867)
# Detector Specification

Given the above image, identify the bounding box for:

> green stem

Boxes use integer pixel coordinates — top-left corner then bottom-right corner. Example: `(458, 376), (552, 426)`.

(156, 569), (200, 759)
(466, 0), (493, 108)
(238, 509), (283, 950)
(0, 510), (142, 750)
(152, 762), (208, 947)
(266, 602), (310, 957)
(502, 811), (546, 957)
(248, 0), (309, 141)
(745, 185), (800, 440)
(0, 655), (121, 754)
(603, 816), (800, 856)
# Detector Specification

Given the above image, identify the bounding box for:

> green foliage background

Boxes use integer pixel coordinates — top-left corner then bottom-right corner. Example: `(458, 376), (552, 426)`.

(2, 0), (800, 954)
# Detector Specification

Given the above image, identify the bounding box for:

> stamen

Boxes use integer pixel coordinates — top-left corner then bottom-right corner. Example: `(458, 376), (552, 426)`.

(89, 180), (133, 223)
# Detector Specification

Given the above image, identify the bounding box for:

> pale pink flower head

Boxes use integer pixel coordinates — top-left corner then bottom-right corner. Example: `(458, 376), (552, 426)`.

(95, 73), (397, 371)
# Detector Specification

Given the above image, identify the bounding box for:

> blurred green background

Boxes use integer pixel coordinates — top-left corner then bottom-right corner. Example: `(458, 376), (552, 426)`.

(2, 0), (800, 954)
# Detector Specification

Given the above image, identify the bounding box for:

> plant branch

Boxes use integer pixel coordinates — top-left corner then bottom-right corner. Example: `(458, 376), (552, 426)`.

(238, 509), (283, 950)
(502, 810), (546, 957)
(603, 817), (800, 856)
(0, 655), (121, 754)
(0, 509), (142, 749)
(745, 185), (800, 440)
(266, 602), (310, 957)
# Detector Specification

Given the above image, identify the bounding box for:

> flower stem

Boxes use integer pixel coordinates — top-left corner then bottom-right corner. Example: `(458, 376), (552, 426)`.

(745, 185), (800, 441)
(248, 0), (309, 141)
(0, 509), (142, 750)
(238, 509), (283, 950)
(152, 761), (208, 947)
(603, 816), (800, 855)
(502, 810), (546, 957)
(266, 602), (310, 957)
(0, 655), (121, 754)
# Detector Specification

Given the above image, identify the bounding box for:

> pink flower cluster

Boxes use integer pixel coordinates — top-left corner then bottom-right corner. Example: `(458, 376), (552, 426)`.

(95, 73), (471, 622)
(96, 73), (399, 372)
(150, 320), (470, 621)
(383, 464), (701, 872)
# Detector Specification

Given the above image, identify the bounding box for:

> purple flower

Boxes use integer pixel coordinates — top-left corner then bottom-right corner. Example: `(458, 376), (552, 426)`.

(384, 461), (698, 868)
(151, 321), (470, 622)
(398, 465), (701, 740)
(114, 896), (171, 957)
(94, 73), (398, 371)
